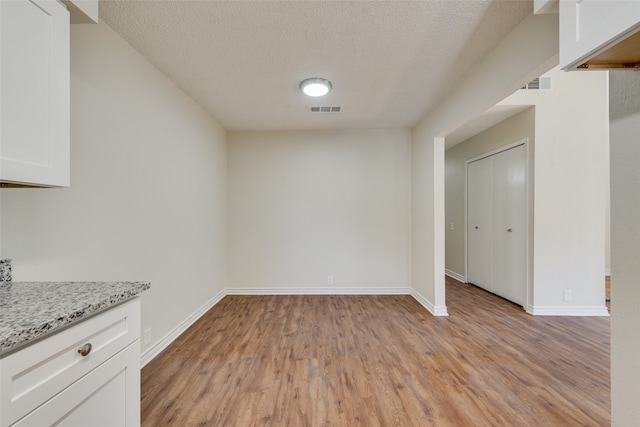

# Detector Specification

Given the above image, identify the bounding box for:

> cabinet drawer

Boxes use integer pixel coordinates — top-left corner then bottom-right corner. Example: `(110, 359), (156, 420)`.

(12, 340), (140, 427)
(0, 298), (140, 427)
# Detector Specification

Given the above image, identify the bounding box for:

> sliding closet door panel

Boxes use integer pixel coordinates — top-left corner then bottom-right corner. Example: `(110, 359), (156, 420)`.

(466, 157), (492, 290)
(491, 144), (527, 305)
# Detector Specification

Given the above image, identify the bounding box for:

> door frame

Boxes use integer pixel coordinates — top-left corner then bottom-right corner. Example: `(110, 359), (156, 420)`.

(464, 138), (530, 308)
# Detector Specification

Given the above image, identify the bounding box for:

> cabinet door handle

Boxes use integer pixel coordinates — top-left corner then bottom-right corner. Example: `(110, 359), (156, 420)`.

(78, 343), (92, 357)
(475, 226), (479, 229)
(507, 228), (513, 233)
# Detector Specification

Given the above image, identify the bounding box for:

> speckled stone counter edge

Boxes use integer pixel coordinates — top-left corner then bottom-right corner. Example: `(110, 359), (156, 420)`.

(0, 281), (150, 355)
(0, 259), (11, 285)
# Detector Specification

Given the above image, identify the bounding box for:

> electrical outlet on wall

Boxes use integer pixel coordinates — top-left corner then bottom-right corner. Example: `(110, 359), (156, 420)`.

(327, 276), (334, 286)
(144, 328), (152, 346)
(563, 290), (572, 302)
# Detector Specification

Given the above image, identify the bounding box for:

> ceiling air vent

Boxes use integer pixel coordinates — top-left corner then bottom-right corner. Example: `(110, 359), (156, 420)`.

(309, 106), (341, 113)
(521, 76), (552, 91)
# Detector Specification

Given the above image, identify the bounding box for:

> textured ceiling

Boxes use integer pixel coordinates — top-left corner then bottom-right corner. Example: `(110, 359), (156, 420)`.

(100, 0), (533, 131)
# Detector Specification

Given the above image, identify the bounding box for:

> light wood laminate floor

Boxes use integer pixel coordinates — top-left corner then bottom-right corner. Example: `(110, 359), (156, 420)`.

(141, 277), (610, 426)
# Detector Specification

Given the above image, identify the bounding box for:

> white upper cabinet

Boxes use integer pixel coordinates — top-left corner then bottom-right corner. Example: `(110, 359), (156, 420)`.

(560, 0), (640, 70)
(0, 0), (70, 187)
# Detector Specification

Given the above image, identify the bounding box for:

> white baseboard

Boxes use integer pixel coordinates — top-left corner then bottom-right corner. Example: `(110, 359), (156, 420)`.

(140, 289), (226, 368)
(410, 289), (448, 316)
(226, 287), (411, 295)
(526, 305), (610, 316)
(445, 269), (466, 283)
(605, 269), (611, 276)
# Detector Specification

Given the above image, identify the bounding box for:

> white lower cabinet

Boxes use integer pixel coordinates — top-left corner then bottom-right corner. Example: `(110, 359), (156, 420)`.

(13, 341), (139, 427)
(0, 299), (141, 427)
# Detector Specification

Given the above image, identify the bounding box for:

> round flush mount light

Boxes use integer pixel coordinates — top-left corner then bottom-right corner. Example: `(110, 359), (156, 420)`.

(300, 77), (332, 97)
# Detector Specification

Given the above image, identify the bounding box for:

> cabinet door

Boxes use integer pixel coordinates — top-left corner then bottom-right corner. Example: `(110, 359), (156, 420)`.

(560, 0), (640, 69)
(491, 145), (527, 306)
(0, 0), (70, 187)
(466, 156), (492, 290)
(12, 341), (140, 427)
(0, 299), (140, 427)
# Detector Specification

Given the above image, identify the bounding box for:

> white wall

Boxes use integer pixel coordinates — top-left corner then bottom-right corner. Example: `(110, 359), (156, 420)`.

(605, 133), (611, 276)
(609, 70), (640, 425)
(445, 108), (535, 281)
(0, 22), (227, 357)
(411, 13), (559, 315)
(502, 67), (608, 314)
(227, 129), (411, 292)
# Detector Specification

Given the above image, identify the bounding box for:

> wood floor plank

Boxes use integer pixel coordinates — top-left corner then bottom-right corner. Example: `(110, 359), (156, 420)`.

(141, 278), (610, 426)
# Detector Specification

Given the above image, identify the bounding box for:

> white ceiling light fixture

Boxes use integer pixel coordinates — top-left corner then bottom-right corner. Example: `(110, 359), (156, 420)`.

(300, 77), (332, 97)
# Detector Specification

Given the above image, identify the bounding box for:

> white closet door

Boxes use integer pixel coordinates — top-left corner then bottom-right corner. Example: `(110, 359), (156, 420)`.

(491, 144), (527, 305)
(466, 156), (492, 291)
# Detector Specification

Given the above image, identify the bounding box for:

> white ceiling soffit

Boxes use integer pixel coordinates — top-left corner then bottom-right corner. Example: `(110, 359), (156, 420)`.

(100, 1), (533, 131)
(445, 105), (532, 150)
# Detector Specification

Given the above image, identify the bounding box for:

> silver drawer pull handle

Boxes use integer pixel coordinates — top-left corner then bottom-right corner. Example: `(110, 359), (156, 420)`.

(78, 343), (92, 357)
(507, 228), (513, 232)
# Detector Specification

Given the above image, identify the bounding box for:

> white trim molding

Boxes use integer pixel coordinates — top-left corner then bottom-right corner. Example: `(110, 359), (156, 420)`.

(140, 289), (226, 367)
(526, 305), (610, 316)
(226, 287), (412, 296)
(411, 289), (449, 316)
(605, 269), (611, 276)
(445, 269), (466, 283)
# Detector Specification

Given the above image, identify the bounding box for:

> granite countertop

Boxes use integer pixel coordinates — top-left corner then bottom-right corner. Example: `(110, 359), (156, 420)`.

(0, 281), (150, 356)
